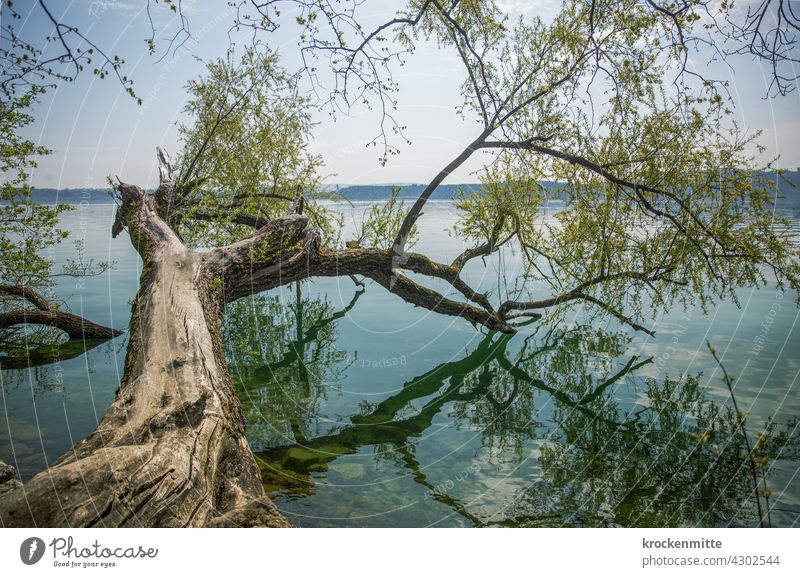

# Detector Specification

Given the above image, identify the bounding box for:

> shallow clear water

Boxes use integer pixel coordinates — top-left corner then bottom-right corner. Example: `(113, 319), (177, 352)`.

(1, 203), (799, 527)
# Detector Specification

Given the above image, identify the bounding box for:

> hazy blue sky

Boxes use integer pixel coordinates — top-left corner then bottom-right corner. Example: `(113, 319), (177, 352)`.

(13, 0), (800, 189)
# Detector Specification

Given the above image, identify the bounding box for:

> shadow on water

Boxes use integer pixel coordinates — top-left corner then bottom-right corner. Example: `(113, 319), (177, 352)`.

(0, 338), (112, 371)
(227, 288), (800, 527)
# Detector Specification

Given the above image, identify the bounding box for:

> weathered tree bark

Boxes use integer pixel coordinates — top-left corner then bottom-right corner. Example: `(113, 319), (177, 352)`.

(0, 186), (288, 527)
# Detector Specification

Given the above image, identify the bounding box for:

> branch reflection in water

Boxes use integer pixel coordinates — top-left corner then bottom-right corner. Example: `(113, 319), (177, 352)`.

(225, 285), (800, 527)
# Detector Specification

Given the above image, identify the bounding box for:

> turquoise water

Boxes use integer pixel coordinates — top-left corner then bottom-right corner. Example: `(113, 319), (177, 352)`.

(1, 203), (799, 527)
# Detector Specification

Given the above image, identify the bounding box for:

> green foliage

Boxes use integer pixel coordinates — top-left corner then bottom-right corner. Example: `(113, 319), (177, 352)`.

(1, 90), (114, 351)
(0, 89), (71, 289)
(355, 186), (417, 249)
(175, 47), (339, 247)
(426, 0), (800, 326)
(454, 154), (550, 250)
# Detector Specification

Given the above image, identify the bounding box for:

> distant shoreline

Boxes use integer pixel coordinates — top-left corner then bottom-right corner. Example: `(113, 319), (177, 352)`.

(21, 170), (800, 206)
(21, 183), (493, 204)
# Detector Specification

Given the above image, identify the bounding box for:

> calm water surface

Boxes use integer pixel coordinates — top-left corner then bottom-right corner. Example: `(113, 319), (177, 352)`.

(2, 202), (799, 527)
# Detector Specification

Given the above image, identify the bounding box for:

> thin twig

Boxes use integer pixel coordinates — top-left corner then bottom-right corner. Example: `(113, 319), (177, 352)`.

(706, 340), (766, 528)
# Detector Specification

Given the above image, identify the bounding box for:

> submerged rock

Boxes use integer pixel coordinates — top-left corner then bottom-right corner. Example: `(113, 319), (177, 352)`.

(0, 460), (22, 497)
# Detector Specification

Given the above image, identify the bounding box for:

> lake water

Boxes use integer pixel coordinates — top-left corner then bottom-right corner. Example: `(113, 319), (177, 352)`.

(2, 202), (799, 527)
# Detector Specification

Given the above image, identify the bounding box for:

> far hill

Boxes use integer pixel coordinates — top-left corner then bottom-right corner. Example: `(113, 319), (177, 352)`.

(23, 169), (800, 207)
(26, 188), (115, 204)
(332, 181), (565, 200)
(333, 183), (477, 200)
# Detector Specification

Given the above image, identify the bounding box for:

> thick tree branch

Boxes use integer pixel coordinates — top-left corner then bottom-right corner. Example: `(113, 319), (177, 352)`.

(0, 309), (122, 339)
(0, 284), (122, 339)
(209, 223), (515, 332)
(369, 267), (512, 333)
(190, 210), (270, 229)
(209, 213), (320, 303)
(0, 284), (54, 311)
(112, 183), (184, 258)
(392, 128), (494, 261)
(400, 253), (494, 311)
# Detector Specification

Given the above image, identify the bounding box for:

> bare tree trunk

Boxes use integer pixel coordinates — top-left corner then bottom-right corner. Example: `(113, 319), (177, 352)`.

(0, 187), (288, 527)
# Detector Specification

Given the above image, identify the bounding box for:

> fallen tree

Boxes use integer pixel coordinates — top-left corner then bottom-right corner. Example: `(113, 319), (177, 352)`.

(2, 1), (799, 527)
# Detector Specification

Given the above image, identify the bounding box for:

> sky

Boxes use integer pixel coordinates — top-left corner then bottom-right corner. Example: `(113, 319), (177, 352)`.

(9, 0), (800, 190)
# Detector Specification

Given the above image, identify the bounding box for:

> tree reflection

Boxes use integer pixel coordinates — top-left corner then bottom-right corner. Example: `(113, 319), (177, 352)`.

(502, 373), (800, 528)
(227, 291), (800, 527)
(225, 284), (362, 452)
